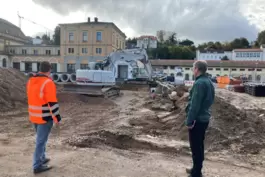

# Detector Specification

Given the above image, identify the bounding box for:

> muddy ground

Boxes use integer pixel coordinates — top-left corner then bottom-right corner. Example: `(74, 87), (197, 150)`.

(0, 90), (265, 177)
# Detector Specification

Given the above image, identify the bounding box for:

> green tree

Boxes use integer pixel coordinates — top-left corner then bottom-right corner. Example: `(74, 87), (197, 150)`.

(221, 56), (229, 60)
(257, 30), (265, 46)
(53, 26), (60, 45)
(167, 33), (177, 45)
(230, 37), (249, 49)
(179, 39), (194, 46)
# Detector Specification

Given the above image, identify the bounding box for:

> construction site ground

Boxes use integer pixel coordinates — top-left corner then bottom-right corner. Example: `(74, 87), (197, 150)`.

(1, 87), (265, 177)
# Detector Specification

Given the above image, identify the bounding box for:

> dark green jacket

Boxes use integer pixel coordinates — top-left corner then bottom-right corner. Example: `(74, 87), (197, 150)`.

(185, 74), (215, 126)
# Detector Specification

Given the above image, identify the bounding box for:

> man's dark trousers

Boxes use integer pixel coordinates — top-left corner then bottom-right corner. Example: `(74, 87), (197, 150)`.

(189, 121), (209, 177)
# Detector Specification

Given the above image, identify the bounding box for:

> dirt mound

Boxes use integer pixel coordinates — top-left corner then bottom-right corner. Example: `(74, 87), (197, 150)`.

(137, 87), (265, 156)
(65, 130), (177, 153)
(0, 68), (27, 112)
(207, 97), (265, 154)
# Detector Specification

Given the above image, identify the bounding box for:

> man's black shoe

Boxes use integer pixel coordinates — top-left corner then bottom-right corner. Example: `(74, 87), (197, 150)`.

(42, 158), (50, 164)
(33, 165), (52, 174)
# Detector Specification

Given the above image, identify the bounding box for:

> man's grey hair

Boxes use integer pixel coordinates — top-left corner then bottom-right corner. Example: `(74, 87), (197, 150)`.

(193, 60), (208, 74)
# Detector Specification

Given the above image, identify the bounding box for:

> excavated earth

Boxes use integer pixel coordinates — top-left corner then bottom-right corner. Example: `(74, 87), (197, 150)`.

(0, 69), (265, 177)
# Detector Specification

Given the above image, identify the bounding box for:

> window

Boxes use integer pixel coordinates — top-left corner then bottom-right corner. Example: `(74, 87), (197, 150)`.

(240, 69), (245, 71)
(208, 68), (213, 70)
(96, 32), (102, 41)
(232, 68), (237, 71)
(257, 69), (262, 71)
(170, 66), (174, 69)
(215, 68), (220, 71)
(96, 48), (102, 54)
(33, 50), (38, 55)
(67, 64), (75, 73)
(163, 66), (167, 69)
(82, 48), (88, 54)
(253, 53), (257, 57)
(68, 48), (74, 54)
(25, 62), (32, 72)
(120, 41), (122, 49)
(116, 39), (118, 48)
(58, 50), (60, 55)
(69, 32), (74, 41)
(51, 63), (57, 73)
(13, 62), (20, 70)
(80, 64), (89, 69)
(246, 53), (249, 57)
(82, 31), (88, 42)
(22, 49), (27, 55)
(185, 68), (190, 70)
(250, 53), (253, 57)
(224, 68), (228, 71)
(248, 68), (254, 71)
(236, 53), (239, 57)
(257, 53), (260, 57)
(9, 49), (15, 54)
(45, 50), (51, 55)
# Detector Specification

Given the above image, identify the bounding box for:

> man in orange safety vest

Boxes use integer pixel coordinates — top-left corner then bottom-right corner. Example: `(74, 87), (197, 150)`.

(27, 61), (61, 174)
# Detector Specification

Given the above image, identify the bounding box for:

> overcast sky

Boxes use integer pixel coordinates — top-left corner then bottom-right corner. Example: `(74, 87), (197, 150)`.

(0, 0), (264, 43)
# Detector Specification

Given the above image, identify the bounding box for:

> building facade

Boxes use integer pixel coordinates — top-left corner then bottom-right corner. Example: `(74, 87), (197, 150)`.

(6, 45), (61, 72)
(196, 45), (265, 61)
(60, 17), (126, 72)
(150, 59), (265, 82)
(0, 18), (28, 68)
(136, 36), (157, 49)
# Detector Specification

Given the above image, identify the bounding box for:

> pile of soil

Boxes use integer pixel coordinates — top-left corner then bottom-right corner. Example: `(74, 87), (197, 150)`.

(0, 68), (27, 112)
(144, 88), (265, 155)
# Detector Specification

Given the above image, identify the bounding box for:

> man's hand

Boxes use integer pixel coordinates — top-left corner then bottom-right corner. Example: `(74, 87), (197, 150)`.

(186, 120), (196, 129)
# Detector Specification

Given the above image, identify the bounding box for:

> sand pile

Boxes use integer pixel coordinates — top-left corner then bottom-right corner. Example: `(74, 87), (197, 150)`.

(0, 68), (27, 112)
(144, 87), (265, 155)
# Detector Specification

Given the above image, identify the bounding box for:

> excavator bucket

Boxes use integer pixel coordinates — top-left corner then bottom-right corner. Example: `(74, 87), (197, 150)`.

(62, 83), (120, 98)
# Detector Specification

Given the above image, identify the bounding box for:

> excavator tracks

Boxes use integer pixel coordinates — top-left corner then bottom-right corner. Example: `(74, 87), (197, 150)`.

(62, 83), (120, 98)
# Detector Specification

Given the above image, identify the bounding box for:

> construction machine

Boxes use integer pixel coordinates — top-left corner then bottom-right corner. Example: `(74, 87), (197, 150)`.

(62, 48), (154, 97)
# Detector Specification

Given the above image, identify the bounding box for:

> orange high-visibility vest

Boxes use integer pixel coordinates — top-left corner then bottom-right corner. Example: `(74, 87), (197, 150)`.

(27, 74), (61, 124)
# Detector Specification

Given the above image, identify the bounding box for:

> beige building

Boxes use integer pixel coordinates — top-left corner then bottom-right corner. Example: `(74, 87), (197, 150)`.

(150, 60), (265, 82)
(6, 45), (62, 72)
(0, 18), (28, 67)
(60, 17), (126, 72)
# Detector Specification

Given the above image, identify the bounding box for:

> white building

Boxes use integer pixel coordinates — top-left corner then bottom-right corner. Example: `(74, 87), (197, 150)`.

(196, 50), (232, 60)
(232, 47), (264, 61)
(136, 36), (157, 49)
(196, 45), (265, 61)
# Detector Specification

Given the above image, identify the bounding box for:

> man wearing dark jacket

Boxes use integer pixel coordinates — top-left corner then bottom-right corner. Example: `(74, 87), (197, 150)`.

(185, 60), (215, 177)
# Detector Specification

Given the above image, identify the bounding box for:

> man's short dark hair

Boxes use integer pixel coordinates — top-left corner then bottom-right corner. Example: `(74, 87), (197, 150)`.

(193, 60), (207, 74)
(39, 61), (51, 72)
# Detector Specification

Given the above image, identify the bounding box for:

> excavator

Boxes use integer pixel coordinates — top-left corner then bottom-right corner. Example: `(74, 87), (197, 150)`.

(62, 48), (154, 97)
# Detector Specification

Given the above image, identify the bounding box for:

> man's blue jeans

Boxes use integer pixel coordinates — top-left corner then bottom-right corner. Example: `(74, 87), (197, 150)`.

(33, 121), (53, 169)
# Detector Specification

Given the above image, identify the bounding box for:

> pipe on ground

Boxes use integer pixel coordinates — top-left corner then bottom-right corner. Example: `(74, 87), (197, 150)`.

(69, 73), (76, 82)
(52, 73), (61, 83)
(60, 73), (70, 82)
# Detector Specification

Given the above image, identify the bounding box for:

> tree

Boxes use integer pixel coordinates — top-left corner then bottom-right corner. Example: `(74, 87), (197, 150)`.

(230, 37), (249, 49)
(53, 26), (60, 45)
(257, 30), (265, 46)
(179, 39), (194, 46)
(167, 33), (177, 45)
(221, 56), (229, 60)
(36, 36), (41, 39)
(157, 30), (165, 43)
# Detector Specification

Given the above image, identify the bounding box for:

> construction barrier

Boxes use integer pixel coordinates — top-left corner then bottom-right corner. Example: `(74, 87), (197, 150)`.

(184, 80), (194, 86)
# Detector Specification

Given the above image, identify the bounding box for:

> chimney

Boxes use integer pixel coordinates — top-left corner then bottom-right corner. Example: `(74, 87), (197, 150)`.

(87, 17), (90, 22)
(94, 17), (98, 22)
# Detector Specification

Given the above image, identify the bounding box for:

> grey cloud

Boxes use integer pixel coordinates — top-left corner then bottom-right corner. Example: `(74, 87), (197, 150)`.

(33, 0), (259, 42)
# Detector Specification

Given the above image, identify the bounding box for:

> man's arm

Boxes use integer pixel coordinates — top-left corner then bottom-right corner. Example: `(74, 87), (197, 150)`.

(43, 81), (61, 123)
(186, 82), (204, 126)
